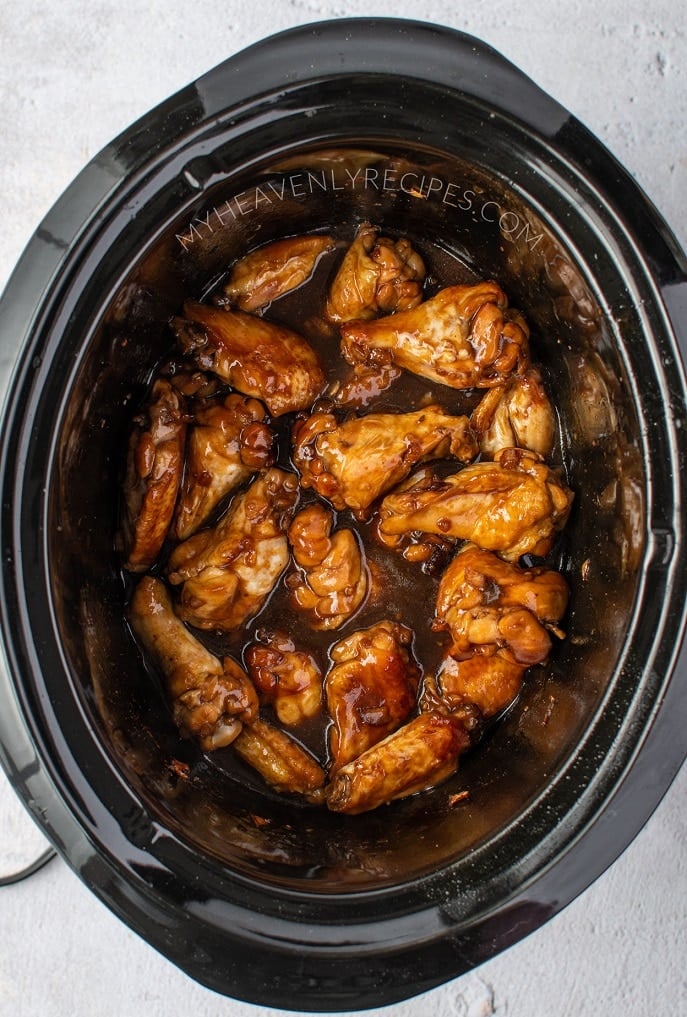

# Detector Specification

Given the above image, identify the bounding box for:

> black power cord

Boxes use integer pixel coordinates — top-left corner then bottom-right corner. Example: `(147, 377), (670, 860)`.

(0, 847), (57, 886)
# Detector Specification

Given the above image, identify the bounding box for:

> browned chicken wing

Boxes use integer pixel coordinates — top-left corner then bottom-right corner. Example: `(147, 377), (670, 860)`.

(434, 544), (569, 666)
(120, 378), (186, 572)
(174, 300), (326, 416)
(325, 222), (425, 323)
(435, 652), (526, 719)
(245, 631), (323, 726)
(222, 234), (335, 312)
(378, 448), (573, 561)
(471, 367), (557, 458)
(172, 393), (275, 540)
(292, 405), (478, 516)
(233, 717), (326, 803)
(167, 468), (299, 630)
(286, 502), (368, 630)
(325, 620), (421, 773)
(340, 281), (529, 389)
(129, 576), (258, 750)
(326, 711), (471, 814)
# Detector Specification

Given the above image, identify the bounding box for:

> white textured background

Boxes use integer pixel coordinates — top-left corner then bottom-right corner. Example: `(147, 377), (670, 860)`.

(0, 3), (686, 1016)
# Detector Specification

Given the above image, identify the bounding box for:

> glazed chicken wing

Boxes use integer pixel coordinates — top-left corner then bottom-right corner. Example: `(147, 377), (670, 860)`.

(167, 468), (299, 630)
(173, 393), (275, 540)
(325, 620), (421, 773)
(340, 281), (529, 389)
(471, 367), (556, 458)
(378, 448), (573, 561)
(327, 360), (402, 410)
(292, 405), (478, 516)
(233, 717), (326, 803)
(286, 502), (368, 630)
(434, 544), (569, 666)
(325, 222), (425, 323)
(222, 234), (335, 312)
(174, 300), (326, 416)
(326, 711), (471, 814)
(120, 378), (186, 572)
(245, 631), (323, 726)
(130, 576), (258, 750)
(435, 652), (526, 719)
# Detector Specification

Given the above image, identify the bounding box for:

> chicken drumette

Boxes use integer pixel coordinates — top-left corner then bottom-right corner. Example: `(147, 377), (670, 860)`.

(378, 448), (573, 561)
(292, 405), (478, 516)
(340, 281), (530, 389)
(221, 234), (335, 312)
(120, 378), (186, 572)
(325, 222), (425, 323)
(167, 468), (299, 630)
(286, 502), (368, 630)
(130, 576), (258, 750)
(173, 393), (275, 540)
(173, 301), (326, 416)
(325, 620), (421, 773)
(245, 631), (323, 726)
(470, 367), (557, 458)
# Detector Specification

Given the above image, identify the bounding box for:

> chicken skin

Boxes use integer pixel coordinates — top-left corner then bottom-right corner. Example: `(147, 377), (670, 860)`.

(326, 711), (471, 814)
(172, 393), (275, 540)
(378, 448), (573, 561)
(121, 378), (186, 572)
(221, 234), (335, 312)
(325, 620), (421, 773)
(174, 300), (326, 416)
(233, 717), (326, 803)
(435, 652), (527, 719)
(286, 503), (368, 630)
(130, 576), (258, 750)
(340, 281), (530, 389)
(471, 367), (557, 458)
(167, 468), (299, 630)
(325, 222), (425, 323)
(245, 631), (323, 726)
(434, 545), (569, 666)
(292, 406), (478, 516)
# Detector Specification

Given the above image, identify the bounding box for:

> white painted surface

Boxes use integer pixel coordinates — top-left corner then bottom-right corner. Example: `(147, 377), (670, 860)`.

(0, 2), (685, 1015)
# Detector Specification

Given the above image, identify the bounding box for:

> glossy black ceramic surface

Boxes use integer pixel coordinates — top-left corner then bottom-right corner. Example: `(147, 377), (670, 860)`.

(1, 18), (687, 1011)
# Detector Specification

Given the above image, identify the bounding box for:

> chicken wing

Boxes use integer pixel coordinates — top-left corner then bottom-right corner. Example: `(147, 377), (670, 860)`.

(325, 620), (421, 772)
(326, 711), (471, 814)
(286, 502), (368, 630)
(221, 234), (335, 312)
(129, 576), (258, 750)
(325, 222), (425, 323)
(378, 448), (573, 561)
(172, 393), (275, 540)
(470, 367), (557, 458)
(340, 281), (529, 389)
(167, 468), (299, 630)
(435, 651), (526, 719)
(292, 405), (478, 515)
(174, 300), (326, 416)
(245, 631), (323, 726)
(120, 378), (186, 572)
(233, 717), (326, 803)
(327, 360), (402, 410)
(434, 544), (569, 665)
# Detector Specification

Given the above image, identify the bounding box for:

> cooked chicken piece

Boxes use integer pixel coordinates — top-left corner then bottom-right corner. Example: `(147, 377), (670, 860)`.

(325, 620), (421, 773)
(326, 222), (425, 323)
(471, 367), (557, 458)
(435, 651), (526, 719)
(129, 576), (258, 750)
(327, 360), (402, 410)
(285, 503), (368, 630)
(434, 544), (569, 665)
(326, 711), (471, 814)
(172, 393), (275, 540)
(167, 468), (299, 630)
(292, 405), (478, 516)
(233, 717), (326, 803)
(341, 281), (529, 389)
(221, 234), (335, 312)
(245, 631), (323, 726)
(378, 448), (573, 561)
(120, 378), (186, 572)
(174, 300), (326, 416)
